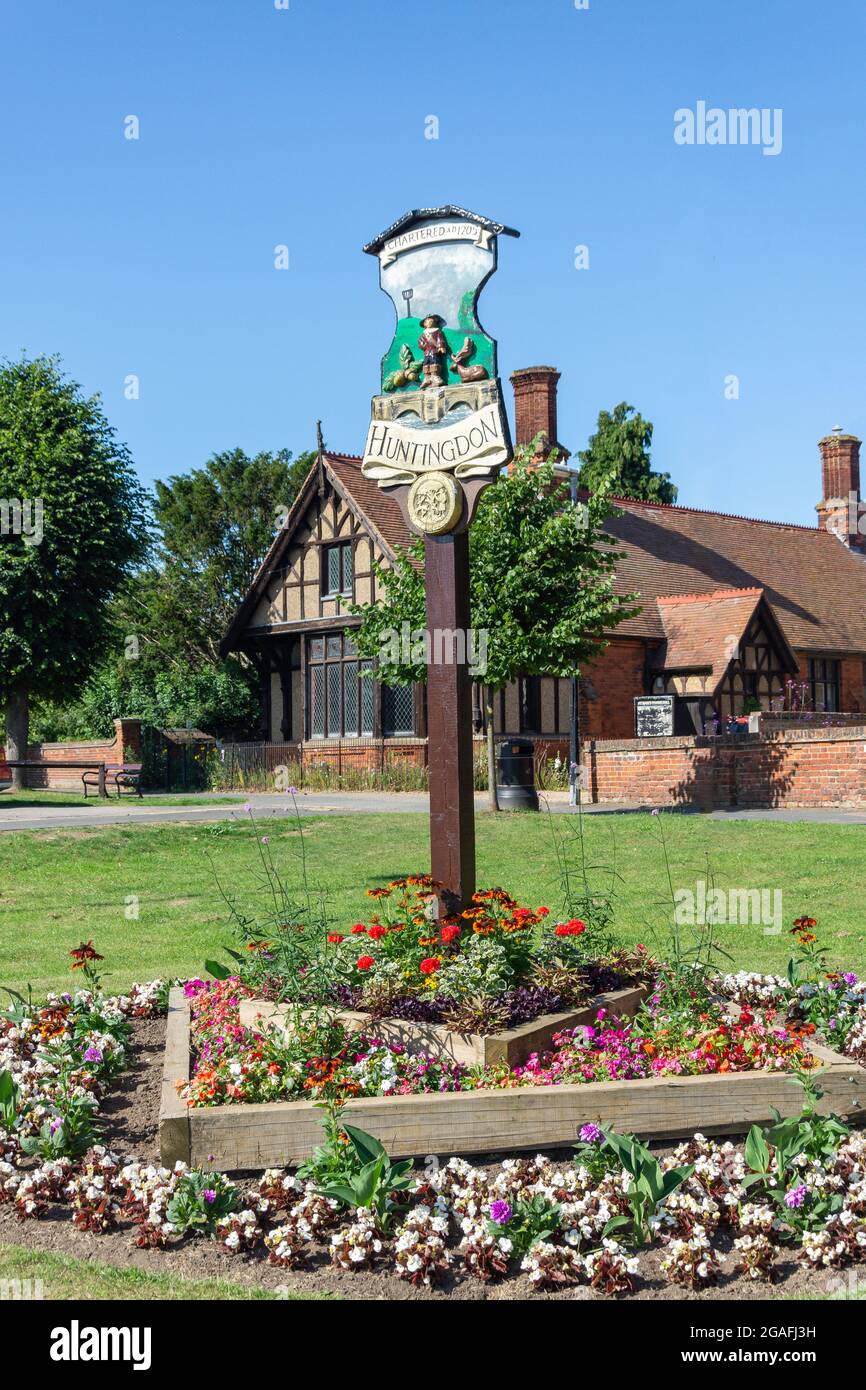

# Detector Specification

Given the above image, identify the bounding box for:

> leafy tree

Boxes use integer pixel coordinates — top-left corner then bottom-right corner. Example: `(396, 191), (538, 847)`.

(30, 658), (259, 744)
(146, 447), (316, 662)
(31, 446), (316, 743)
(351, 440), (639, 809)
(577, 402), (677, 505)
(0, 355), (149, 785)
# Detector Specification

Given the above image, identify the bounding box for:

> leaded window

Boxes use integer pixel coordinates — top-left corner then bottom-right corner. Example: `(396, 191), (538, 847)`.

(322, 542), (353, 597)
(307, 631), (374, 737)
(382, 682), (414, 736)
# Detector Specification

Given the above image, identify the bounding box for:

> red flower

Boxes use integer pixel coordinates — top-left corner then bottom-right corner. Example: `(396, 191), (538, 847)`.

(327, 933), (344, 944)
(420, 957), (441, 975)
(351, 924), (367, 935)
(69, 940), (104, 968)
(367, 925), (387, 940)
(555, 919), (586, 937)
(440, 924), (460, 944)
(356, 955), (375, 971)
(537, 907), (550, 917)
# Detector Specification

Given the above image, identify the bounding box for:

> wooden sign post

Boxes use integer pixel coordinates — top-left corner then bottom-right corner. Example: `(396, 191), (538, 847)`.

(425, 531), (476, 912)
(361, 207), (519, 911)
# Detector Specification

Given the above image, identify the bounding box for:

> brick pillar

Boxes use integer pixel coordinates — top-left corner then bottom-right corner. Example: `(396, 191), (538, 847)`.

(114, 719), (142, 760)
(817, 429), (862, 546)
(509, 366), (570, 469)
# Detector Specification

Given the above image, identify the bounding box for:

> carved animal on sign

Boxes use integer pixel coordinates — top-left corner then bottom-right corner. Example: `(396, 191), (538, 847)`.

(450, 337), (489, 383)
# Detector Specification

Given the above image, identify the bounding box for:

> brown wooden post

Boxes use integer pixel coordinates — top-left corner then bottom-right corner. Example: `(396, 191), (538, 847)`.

(97, 762), (107, 798)
(425, 530), (476, 913)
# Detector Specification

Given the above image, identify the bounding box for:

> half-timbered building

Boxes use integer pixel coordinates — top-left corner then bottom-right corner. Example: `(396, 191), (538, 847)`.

(222, 367), (866, 766)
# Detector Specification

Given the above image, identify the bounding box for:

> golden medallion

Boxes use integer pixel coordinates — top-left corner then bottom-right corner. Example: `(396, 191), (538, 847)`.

(407, 470), (462, 535)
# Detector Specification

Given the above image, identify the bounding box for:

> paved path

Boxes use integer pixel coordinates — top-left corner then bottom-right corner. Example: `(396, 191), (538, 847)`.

(0, 790), (865, 832)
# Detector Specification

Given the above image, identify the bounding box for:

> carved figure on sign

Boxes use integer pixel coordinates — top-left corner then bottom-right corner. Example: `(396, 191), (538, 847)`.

(450, 336), (489, 383)
(418, 313), (447, 388)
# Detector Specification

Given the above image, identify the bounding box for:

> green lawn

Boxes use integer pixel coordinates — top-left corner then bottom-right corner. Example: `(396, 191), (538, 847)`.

(0, 1244), (329, 1300)
(0, 791), (242, 808)
(0, 809), (864, 996)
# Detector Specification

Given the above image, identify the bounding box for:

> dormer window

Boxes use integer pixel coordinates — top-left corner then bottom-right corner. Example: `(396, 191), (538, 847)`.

(322, 542), (353, 598)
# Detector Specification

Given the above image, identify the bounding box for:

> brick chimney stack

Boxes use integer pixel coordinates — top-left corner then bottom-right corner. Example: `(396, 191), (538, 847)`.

(817, 428), (863, 546)
(510, 366), (570, 469)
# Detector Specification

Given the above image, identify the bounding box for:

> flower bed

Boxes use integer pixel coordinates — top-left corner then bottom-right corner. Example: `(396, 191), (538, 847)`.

(187, 980), (817, 1109)
(220, 874), (657, 1046)
(5, 949), (866, 1301)
(237, 986), (648, 1069)
(162, 983), (866, 1171)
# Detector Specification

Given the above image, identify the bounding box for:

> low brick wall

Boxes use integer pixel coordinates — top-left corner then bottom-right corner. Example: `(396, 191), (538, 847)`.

(583, 724), (866, 809)
(0, 719), (142, 790)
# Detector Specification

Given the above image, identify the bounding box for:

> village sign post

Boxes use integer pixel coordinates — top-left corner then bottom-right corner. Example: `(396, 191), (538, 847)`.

(362, 207), (519, 911)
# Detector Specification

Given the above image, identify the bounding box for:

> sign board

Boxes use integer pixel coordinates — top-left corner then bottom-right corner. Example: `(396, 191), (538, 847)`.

(361, 206), (518, 535)
(634, 695), (675, 738)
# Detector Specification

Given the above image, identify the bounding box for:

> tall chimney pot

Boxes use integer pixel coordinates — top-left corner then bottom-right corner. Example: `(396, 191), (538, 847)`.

(817, 429), (862, 547)
(510, 366), (570, 468)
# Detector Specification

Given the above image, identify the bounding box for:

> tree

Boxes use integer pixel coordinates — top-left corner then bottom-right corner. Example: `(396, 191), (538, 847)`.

(351, 440), (639, 809)
(32, 445), (317, 742)
(0, 355), (149, 786)
(577, 402), (677, 504)
(148, 447), (316, 662)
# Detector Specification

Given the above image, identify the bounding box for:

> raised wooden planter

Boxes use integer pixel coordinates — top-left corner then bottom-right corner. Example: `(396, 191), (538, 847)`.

(160, 987), (866, 1172)
(237, 985), (647, 1068)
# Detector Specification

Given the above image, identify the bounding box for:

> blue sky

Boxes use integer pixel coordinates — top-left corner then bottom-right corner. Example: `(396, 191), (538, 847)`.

(2, 0), (865, 526)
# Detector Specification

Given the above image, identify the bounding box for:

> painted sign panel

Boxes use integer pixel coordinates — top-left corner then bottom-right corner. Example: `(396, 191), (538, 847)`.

(361, 207), (518, 534)
(635, 695), (675, 738)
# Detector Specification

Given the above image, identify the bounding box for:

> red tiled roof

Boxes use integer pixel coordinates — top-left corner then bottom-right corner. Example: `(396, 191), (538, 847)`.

(606, 497), (866, 654)
(650, 588), (764, 688)
(223, 451), (866, 661)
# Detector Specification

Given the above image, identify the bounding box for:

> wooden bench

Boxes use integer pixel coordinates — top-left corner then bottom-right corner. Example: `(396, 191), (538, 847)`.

(2, 759), (109, 797)
(83, 763), (143, 798)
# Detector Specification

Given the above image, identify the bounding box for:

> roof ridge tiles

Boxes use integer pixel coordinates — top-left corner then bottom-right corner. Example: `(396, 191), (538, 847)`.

(609, 493), (826, 534)
(656, 587), (764, 605)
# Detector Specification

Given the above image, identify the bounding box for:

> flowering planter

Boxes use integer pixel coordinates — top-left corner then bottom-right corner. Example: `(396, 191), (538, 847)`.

(160, 989), (866, 1172)
(237, 986), (648, 1069)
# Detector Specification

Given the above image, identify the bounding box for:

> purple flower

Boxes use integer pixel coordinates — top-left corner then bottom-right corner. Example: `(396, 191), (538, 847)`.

(82, 1045), (103, 1064)
(579, 1123), (603, 1144)
(203, 1188), (217, 1204)
(784, 1184), (807, 1209)
(49, 1118), (63, 1135)
(843, 972), (858, 986)
(260, 836), (270, 844)
(489, 1200), (512, 1226)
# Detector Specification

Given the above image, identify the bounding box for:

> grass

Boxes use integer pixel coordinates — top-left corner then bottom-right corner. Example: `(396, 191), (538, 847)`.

(0, 1244), (331, 1300)
(0, 807), (864, 996)
(0, 791), (242, 809)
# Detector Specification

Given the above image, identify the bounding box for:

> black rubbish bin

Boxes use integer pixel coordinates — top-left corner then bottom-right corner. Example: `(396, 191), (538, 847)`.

(496, 739), (539, 811)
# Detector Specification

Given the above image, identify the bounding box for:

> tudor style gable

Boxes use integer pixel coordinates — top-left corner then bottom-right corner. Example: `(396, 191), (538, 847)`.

(221, 453), (420, 744)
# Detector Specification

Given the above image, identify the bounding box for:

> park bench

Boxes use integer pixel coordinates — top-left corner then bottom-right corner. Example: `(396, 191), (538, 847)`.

(82, 762), (143, 798)
(1, 759), (112, 797)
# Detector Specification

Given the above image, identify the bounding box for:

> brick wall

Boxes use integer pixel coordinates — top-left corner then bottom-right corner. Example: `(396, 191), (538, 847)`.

(583, 724), (866, 809)
(580, 639), (648, 740)
(0, 719), (141, 789)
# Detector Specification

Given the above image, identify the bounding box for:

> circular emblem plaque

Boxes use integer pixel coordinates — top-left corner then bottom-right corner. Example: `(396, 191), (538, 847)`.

(407, 470), (462, 535)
